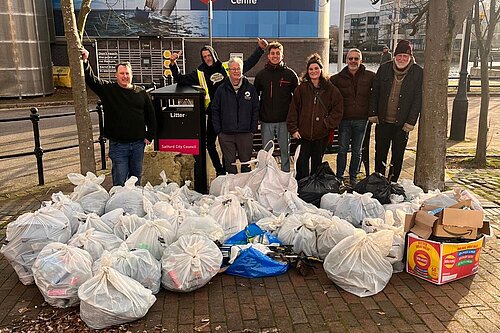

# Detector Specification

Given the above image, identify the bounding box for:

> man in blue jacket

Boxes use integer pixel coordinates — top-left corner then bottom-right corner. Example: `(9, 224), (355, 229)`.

(212, 57), (259, 174)
(169, 39), (267, 176)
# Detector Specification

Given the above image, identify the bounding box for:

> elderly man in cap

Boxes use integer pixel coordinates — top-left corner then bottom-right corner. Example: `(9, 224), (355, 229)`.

(380, 45), (392, 65)
(368, 40), (423, 182)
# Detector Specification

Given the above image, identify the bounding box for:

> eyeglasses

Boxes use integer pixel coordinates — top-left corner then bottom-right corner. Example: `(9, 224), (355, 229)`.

(229, 68), (241, 72)
(348, 57), (360, 61)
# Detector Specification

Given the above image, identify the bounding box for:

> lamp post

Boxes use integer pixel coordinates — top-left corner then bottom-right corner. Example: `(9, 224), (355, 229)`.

(208, 0), (213, 47)
(449, 10), (473, 141)
(337, 0), (345, 72)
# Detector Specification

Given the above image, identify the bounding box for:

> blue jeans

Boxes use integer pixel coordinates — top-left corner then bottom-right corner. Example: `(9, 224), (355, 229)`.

(336, 119), (368, 181)
(261, 122), (290, 172)
(108, 139), (145, 186)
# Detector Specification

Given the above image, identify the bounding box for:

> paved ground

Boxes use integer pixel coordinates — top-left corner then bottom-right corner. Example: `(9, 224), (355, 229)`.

(0, 93), (499, 332)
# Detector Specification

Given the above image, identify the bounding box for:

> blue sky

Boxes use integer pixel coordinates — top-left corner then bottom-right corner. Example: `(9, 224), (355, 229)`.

(330, 0), (380, 25)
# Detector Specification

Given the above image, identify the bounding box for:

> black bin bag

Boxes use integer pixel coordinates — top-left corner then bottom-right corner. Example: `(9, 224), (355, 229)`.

(298, 162), (341, 207)
(353, 172), (407, 204)
(353, 172), (392, 204)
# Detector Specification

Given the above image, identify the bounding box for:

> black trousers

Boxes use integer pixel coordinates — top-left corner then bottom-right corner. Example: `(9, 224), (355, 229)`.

(295, 136), (329, 181)
(374, 123), (409, 182)
(218, 132), (254, 174)
(207, 115), (225, 174)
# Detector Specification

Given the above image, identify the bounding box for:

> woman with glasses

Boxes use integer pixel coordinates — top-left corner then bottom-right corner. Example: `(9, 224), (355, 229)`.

(212, 57), (259, 174)
(287, 53), (344, 180)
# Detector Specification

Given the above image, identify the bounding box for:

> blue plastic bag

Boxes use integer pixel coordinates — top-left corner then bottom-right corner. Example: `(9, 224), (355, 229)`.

(225, 224), (282, 246)
(224, 246), (288, 278)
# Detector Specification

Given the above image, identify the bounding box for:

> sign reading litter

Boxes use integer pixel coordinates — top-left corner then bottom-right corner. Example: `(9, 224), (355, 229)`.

(406, 233), (484, 285)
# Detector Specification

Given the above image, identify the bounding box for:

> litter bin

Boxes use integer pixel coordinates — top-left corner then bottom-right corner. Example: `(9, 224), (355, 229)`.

(150, 84), (207, 193)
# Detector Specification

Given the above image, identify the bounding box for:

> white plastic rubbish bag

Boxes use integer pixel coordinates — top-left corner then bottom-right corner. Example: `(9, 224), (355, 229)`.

(75, 212), (114, 234)
(125, 219), (176, 260)
(101, 208), (125, 227)
(319, 193), (342, 212)
(399, 179), (424, 201)
(277, 214), (303, 245)
(78, 254), (156, 330)
(161, 234), (222, 292)
(256, 213), (286, 236)
(32, 242), (93, 307)
(208, 194), (247, 242)
(68, 172), (109, 215)
(93, 245), (161, 294)
(317, 216), (356, 260)
(68, 228), (123, 261)
(0, 206), (71, 285)
(419, 189), (458, 207)
(323, 229), (394, 297)
(105, 176), (146, 216)
(113, 214), (148, 240)
(232, 186), (273, 223)
(50, 191), (84, 235)
(176, 215), (225, 243)
(333, 192), (385, 227)
(361, 211), (405, 273)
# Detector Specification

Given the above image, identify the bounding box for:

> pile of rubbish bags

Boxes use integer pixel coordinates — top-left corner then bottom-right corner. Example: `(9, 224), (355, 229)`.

(0, 146), (487, 329)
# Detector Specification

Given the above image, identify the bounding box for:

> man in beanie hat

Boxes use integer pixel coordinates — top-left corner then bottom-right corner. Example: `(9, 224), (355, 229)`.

(368, 39), (423, 182)
(380, 45), (392, 65)
(169, 38), (268, 177)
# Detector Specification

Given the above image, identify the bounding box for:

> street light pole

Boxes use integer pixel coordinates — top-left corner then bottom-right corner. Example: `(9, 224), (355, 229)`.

(392, 0), (400, 50)
(208, 0), (213, 48)
(449, 10), (473, 141)
(337, 0), (346, 72)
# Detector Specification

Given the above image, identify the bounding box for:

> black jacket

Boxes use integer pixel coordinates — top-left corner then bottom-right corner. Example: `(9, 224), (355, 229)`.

(254, 62), (299, 123)
(83, 62), (156, 143)
(212, 77), (259, 134)
(369, 60), (423, 126)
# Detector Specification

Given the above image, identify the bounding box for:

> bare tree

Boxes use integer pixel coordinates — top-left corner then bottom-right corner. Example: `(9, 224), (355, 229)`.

(473, 0), (500, 166)
(60, 0), (96, 174)
(414, 0), (476, 191)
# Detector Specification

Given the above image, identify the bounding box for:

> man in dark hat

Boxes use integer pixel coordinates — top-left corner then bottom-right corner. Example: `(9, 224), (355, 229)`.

(368, 39), (423, 182)
(169, 38), (268, 177)
(380, 45), (392, 65)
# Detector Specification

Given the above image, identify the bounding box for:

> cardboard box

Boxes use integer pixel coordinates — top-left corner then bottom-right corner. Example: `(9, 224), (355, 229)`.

(406, 233), (484, 285)
(404, 200), (484, 240)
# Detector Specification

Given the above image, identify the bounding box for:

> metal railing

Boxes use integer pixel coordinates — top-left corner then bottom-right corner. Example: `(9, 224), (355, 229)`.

(0, 103), (107, 186)
(448, 75), (500, 91)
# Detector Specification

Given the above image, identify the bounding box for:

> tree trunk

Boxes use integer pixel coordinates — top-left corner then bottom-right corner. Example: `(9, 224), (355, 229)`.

(473, 0), (499, 166)
(77, 0), (92, 39)
(474, 52), (490, 166)
(414, 0), (475, 191)
(60, 0), (96, 174)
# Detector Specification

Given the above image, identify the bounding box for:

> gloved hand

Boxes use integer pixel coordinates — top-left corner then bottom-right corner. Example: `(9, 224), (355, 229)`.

(402, 123), (415, 132)
(368, 116), (379, 124)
